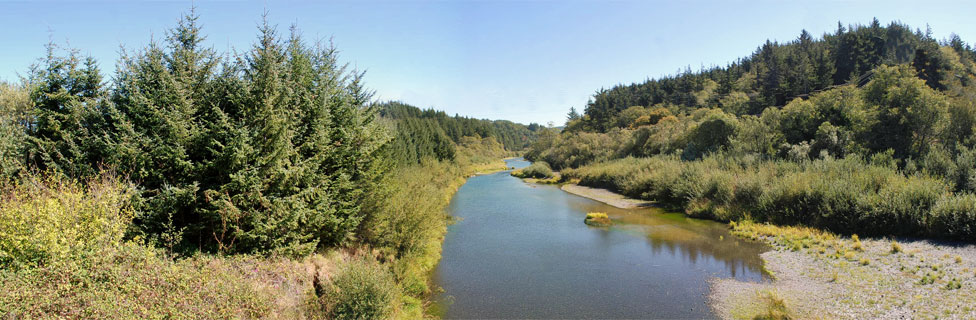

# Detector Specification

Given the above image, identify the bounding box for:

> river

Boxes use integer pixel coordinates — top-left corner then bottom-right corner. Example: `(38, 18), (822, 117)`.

(432, 158), (769, 319)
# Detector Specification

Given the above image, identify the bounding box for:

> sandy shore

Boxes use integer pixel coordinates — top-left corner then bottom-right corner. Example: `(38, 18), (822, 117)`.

(711, 231), (976, 319)
(559, 184), (653, 209)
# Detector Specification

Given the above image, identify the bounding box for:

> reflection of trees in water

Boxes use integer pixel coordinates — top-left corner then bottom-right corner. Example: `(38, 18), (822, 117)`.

(644, 224), (769, 279)
(574, 202), (769, 279)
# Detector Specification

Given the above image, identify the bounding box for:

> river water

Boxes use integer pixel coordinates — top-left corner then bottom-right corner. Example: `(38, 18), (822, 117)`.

(432, 158), (769, 319)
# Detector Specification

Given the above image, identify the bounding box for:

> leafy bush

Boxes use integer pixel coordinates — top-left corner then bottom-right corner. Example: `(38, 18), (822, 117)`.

(511, 162), (554, 179)
(0, 172), (134, 270)
(322, 257), (398, 320)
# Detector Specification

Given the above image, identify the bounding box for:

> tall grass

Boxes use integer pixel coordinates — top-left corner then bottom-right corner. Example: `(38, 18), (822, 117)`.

(563, 154), (976, 240)
(0, 172), (322, 319)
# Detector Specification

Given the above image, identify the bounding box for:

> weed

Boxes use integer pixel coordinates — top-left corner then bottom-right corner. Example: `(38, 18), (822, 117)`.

(891, 241), (903, 254)
(754, 290), (791, 320)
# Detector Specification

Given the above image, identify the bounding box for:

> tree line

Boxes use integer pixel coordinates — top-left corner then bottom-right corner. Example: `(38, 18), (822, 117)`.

(575, 19), (975, 134)
(378, 101), (538, 165)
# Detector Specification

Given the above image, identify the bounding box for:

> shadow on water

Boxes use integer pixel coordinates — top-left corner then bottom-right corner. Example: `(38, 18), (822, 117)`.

(431, 158), (769, 319)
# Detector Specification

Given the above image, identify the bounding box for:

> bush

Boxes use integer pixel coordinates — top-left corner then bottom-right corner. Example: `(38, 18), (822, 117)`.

(0, 172), (134, 270)
(930, 193), (976, 239)
(511, 162), (554, 179)
(584, 212), (612, 227)
(323, 257), (398, 320)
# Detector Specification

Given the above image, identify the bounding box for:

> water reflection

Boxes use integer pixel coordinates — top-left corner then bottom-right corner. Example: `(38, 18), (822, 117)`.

(432, 158), (769, 319)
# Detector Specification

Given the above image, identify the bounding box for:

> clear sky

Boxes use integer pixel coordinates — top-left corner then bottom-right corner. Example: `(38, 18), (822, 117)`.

(1, 0), (975, 125)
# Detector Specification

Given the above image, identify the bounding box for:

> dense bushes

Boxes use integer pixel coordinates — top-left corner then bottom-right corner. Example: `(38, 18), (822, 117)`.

(322, 257), (398, 320)
(511, 161), (554, 179)
(0, 173), (134, 270)
(563, 154), (976, 240)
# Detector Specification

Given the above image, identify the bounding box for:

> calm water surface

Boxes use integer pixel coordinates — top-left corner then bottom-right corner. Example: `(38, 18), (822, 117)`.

(432, 158), (769, 319)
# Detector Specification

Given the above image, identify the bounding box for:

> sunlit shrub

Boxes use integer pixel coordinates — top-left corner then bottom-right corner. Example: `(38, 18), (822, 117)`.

(584, 212), (612, 227)
(322, 257), (398, 320)
(0, 172), (134, 270)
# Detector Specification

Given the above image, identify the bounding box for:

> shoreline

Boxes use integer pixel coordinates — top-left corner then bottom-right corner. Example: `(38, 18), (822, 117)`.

(711, 222), (976, 319)
(559, 184), (654, 209)
(557, 180), (976, 318)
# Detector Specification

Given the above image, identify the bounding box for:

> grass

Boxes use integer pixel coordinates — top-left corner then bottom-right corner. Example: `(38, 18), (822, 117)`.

(584, 212), (612, 227)
(753, 290), (791, 320)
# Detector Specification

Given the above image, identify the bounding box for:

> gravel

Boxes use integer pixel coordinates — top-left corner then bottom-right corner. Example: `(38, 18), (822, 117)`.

(710, 236), (976, 319)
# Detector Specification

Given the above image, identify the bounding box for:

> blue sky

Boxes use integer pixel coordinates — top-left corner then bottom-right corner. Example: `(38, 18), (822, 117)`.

(1, 0), (974, 125)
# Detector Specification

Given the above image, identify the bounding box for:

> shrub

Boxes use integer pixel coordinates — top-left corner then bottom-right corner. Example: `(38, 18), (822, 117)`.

(930, 193), (976, 239)
(511, 162), (555, 179)
(891, 241), (903, 253)
(584, 212), (612, 227)
(0, 172), (134, 270)
(322, 257), (398, 320)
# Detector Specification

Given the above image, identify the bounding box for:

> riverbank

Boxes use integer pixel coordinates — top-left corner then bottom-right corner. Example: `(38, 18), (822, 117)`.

(711, 221), (976, 319)
(559, 184), (653, 209)
(546, 177), (976, 319)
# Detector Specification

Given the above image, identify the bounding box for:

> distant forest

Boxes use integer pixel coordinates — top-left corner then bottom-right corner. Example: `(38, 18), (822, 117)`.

(378, 101), (539, 165)
(575, 19), (975, 133)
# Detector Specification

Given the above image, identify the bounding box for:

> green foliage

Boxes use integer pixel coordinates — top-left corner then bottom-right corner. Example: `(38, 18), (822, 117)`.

(0, 243), (315, 319)
(683, 109), (738, 159)
(0, 82), (29, 181)
(0, 172), (134, 270)
(378, 101), (535, 163)
(322, 257), (398, 320)
(24, 44), (112, 179)
(7, 13), (393, 255)
(577, 20), (976, 133)
(511, 161), (554, 179)
(563, 154), (976, 240)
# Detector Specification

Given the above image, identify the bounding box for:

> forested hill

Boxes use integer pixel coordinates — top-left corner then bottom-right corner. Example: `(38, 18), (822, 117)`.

(576, 19), (976, 133)
(378, 101), (539, 165)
